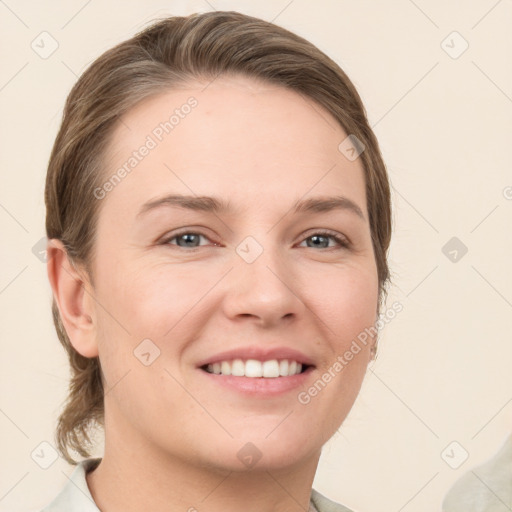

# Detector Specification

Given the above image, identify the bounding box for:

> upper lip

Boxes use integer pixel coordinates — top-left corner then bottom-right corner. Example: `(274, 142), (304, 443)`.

(196, 346), (315, 368)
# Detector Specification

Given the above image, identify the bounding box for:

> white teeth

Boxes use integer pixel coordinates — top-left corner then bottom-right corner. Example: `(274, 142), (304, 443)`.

(262, 360), (279, 378)
(246, 359), (263, 377)
(221, 361), (232, 375)
(204, 359), (304, 377)
(231, 359), (245, 377)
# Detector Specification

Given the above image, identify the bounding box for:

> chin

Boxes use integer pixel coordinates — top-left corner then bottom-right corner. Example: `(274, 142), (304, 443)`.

(201, 432), (321, 474)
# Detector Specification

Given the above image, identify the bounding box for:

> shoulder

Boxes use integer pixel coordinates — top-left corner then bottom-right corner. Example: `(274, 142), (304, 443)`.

(39, 458), (101, 512)
(442, 434), (512, 511)
(311, 488), (358, 512)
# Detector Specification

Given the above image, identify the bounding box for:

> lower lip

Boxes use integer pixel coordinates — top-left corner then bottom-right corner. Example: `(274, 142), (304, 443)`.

(198, 367), (314, 396)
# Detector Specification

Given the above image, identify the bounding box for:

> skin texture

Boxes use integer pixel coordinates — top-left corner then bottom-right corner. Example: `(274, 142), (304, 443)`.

(47, 74), (379, 512)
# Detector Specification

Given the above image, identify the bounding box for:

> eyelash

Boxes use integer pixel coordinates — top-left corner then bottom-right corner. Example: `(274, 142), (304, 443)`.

(160, 229), (350, 251)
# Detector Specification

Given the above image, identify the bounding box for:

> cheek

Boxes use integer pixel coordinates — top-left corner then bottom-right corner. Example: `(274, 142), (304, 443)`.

(125, 265), (214, 335)
(96, 258), (194, 328)
(94, 244), (378, 349)
(306, 263), (378, 336)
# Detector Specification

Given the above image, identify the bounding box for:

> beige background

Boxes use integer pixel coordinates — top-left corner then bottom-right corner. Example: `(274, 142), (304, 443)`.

(1, 1), (511, 511)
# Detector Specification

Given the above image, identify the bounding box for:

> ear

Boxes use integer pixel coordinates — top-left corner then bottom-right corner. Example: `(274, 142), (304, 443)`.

(368, 310), (379, 363)
(46, 238), (99, 358)
(369, 341), (378, 362)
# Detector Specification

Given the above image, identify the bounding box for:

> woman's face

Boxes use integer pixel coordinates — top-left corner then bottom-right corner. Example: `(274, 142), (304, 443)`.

(84, 74), (379, 471)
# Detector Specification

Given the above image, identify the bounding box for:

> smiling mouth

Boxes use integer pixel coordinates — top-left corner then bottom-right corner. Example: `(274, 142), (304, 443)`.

(200, 359), (312, 378)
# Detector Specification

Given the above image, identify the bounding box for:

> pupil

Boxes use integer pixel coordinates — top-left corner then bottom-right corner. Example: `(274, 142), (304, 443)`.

(179, 234), (199, 247)
(308, 235), (327, 248)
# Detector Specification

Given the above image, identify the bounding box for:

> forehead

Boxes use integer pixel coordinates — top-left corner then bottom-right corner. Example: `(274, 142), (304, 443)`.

(101, 75), (367, 216)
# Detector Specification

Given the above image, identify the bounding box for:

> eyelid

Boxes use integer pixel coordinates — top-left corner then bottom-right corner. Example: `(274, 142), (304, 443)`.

(297, 229), (351, 248)
(160, 228), (219, 247)
(300, 227), (349, 241)
(160, 227), (351, 249)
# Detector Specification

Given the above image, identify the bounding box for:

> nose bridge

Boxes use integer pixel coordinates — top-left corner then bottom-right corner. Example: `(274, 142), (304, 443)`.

(235, 233), (290, 294)
(223, 233), (303, 322)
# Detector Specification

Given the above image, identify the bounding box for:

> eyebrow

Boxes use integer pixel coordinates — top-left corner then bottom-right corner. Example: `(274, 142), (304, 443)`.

(137, 194), (366, 221)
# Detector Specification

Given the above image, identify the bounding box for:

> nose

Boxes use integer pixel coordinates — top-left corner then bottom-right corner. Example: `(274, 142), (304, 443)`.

(221, 242), (305, 327)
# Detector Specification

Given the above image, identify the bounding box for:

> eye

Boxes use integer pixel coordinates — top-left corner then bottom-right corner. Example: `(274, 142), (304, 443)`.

(160, 229), (350, 250)
(162, 231), (215, 249)
(298, 230), (350, 250)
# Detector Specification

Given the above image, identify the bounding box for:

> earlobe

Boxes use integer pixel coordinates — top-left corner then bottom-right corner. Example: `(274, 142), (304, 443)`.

(369, 342), (378, 362)
(368, 312), (379, 363)
(46, 238), (99, 358)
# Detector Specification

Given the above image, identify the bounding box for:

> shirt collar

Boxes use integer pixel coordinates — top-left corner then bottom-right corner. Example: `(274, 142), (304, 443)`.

(42, 458), (101, 511)
(42, 457), (347, 512)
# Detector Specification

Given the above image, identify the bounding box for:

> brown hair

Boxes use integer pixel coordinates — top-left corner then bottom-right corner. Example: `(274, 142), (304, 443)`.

(45, 10), (393, 465)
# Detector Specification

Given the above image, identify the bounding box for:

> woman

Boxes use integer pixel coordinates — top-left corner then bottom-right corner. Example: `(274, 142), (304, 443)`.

(42, 10), (392, 512)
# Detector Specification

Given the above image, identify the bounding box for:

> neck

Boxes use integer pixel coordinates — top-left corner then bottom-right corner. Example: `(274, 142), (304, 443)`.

(86, 424), (321, 512)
